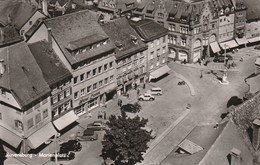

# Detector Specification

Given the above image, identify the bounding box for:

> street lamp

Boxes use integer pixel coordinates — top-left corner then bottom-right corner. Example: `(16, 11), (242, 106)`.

(220, 44), (229, 85)
(45, 133), (61, 165)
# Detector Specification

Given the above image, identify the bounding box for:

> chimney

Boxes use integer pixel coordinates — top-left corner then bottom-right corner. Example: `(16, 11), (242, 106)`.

(47, 28), (52, 46)
(42, 0), (48, 16)
(230, 148), (241, 165)
(0, 59), (5, 75)
(253, 119), (260, 150)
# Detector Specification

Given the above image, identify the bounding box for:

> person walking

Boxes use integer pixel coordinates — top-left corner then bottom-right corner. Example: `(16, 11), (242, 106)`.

(143, 83), (146, 89)
(137, 88), (140, 96)
(104, 111), (107, 120)
(118, 99), (121, 107)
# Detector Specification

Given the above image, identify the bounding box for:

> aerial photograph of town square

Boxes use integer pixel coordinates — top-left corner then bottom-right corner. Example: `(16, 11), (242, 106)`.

(0, 0), (260, 165)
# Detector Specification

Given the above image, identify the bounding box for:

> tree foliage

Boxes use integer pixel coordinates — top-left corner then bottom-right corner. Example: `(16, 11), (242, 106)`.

(121, 102), (142, 113)
(101, 111), (152, 165)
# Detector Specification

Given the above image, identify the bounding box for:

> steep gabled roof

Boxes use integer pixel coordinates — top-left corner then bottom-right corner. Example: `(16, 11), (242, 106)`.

(0, 42), (50, 108)
(0, 25), (23, 47)
(28, 40), (72, 86)
(101, 17), (147, 59)
(44, 10), (115, 66)
(130, 19), (168, 42)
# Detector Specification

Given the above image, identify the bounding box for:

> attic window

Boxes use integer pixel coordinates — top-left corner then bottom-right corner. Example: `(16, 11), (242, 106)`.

(115, 41), (123, 50)
(131, 35), (138, 44)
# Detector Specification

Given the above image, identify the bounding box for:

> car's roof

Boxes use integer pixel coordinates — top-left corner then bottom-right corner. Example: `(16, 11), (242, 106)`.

(84, 129), (95, 135)
(151, 87), (161, 90)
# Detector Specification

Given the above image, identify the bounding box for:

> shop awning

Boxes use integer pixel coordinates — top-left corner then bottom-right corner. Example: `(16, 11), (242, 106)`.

(27, 122), (57, 149)
(220, 40), (238, 49)
(53, 110), (78, 131)
(235, 37), (248, 45)
(178, 139), (203, 154)
(0, 126), (23, 148)
(210, 42), (221, 53)
(247, 36), (260, 43)
(150, 65), (171, 79)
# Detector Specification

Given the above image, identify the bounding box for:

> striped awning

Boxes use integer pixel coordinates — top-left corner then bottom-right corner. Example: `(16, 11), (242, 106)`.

(235, 37), (248, 45)
(53, 110), (78, 131)
(247, 36), (260, 43)
(220, 40), (238, 49)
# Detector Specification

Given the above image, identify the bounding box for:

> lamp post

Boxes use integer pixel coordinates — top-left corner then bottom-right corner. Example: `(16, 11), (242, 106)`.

(46, 133), (61, 165)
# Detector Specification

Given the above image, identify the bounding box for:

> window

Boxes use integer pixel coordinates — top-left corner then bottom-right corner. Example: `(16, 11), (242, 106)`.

(34, 103), (40, 109)
(150, 64), (154, 69)
(64, 101), (71, 111)
(128, 63), (132, 69)
(151, 41), (154, 48)
(104, 64), (108, 71)
(43, 109), (48, 119)
(0, 112), (2, 120)
(65, 88), (70, 97)
(169, 24), (175, 31)
(74, 76), (78, 84)
(109, 61), (113, 68)
(29, 21), (32, 25)
(162, 57), (166, 63)
(180, 26), (188, 34)
(157, 49), (160, 56)
(80, 74), (85, 81)
(140, 51), (144, 56)
(27, 118), (34, 129)
(74, 92), (79, 99)
(26, 108), (33, 115)
(52, 96), (58, 104)
(156, 39), (160, 45)
(110, 75), (114, 82)
(93, 68), (97, 76)
(156, 61), (159, 66)
(140, 57), (144, 64)
(35, 113), (41, 124)
(168, 35), (177, 44)
(98, 66), (102, 74)
(86, 71), (91, 79)
(81, 88), (85, 96)
(87, 86), (91, 93)
(59, 92), (64, 100)
(15, 120), (23, 130)
(162, 47), (166, 54)
(53, 108), (58, 117)
(150, 52), (154, 59)
(93, 83), (97, 90)
(181, 38), (186, 46)
(99, 80), (103, 87)
(104, 77), (108, 84)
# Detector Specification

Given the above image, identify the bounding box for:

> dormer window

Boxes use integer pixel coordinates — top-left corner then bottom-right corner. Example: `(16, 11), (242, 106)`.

(231, 7), (234, 11)
(115, 41), (123, 50)
(131, 35), (138, 44)
(225, 7), (229, 13)
(219, 9), (224, 15)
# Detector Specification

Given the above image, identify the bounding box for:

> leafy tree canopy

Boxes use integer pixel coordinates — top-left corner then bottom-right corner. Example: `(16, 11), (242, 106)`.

(121, 102), (142, 113)
(101, 111), (152, 165)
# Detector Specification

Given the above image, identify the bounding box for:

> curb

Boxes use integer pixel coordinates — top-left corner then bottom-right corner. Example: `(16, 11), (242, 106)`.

(143, 108), (191, 157)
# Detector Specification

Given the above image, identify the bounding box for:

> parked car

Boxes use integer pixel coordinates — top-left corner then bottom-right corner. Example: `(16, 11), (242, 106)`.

(76, 129), (98, 141)
(87, 121), (107, 131)
(50, 151), (75, 161)
(138, 93), (155, 101)
(144, 127), (156, 139)
(60, 140), (82, 152)
(146, 87), (162, 95)
(255, 45), (260, 50)
(213, 54), (233, 62)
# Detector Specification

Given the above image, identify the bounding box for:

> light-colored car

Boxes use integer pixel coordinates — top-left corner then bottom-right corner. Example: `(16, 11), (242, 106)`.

(138, 93), (155, 101)
(76, 129), (98, 141)
(146, 87), (162, 95)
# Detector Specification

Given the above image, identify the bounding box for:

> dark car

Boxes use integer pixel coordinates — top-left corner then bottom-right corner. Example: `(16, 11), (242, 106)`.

(255, 45), (260, 50)
(60, 140), (82, 152)
(76, 128), (98, 141)
(87, 121), (107, 131)
(213, 54), (233, 62)
(50, 151), (75, 161)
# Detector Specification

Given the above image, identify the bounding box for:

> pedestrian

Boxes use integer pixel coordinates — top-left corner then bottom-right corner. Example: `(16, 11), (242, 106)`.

(118, 99), (121, 107)
(104, 111), (107, 120)
(88, 111), (92, 118)
(126, 93), (129, 98)
(120, 99), (122, 107)
(134, 83), (137, 90)
(98, 111), (101, 119)
(200, 73), (203, 78)
(137, 88), (140, 95)
(143, 83), (146, 89)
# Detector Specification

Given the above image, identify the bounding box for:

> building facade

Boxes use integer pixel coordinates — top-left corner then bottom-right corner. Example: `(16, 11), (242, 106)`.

(130, 19), (169, 81)
(101, 17), (148, 95)
(0, 42), (55, 154)
(27, 10), (117, 116)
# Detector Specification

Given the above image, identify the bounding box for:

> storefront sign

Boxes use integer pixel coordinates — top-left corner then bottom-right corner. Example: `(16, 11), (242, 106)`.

(79, 97), (89, 105)
(90, 91), (100, 99)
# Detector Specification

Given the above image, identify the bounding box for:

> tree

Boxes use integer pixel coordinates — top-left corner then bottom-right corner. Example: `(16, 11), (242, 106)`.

(226, 96), (243, 108)
(101, 111), (152, 165)
(0, 143), (7, 165)
(121, 102), (142, 113)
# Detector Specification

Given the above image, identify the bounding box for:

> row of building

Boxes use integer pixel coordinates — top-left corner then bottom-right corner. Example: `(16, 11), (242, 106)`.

(130, 0), (260, 63)
(0, 8), (169, 154)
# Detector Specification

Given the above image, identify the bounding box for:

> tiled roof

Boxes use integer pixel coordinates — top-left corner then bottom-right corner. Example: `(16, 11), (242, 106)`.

(98, 0), (137, 13)
(28, 40), (72, 86)
(0, 42), (51, 108)
(0, 0), (37, 29)
(130, 19), (168, 42)
(0, 25), (23, 47)
(101, 17), (147, 59)
(44, 10), (115, 65)
(161, 121), (254, 165)
(244, 0), (260, 22)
